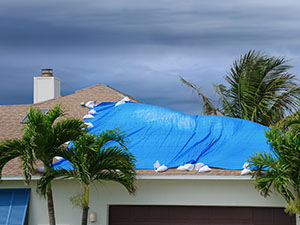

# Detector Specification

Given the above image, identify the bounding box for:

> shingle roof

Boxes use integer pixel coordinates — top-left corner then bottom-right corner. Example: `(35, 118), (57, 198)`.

(1, 83), (245, 178)
(136, 168), (243, 176)
(1, 83), (140, 177)
(0, 83), (140, 142)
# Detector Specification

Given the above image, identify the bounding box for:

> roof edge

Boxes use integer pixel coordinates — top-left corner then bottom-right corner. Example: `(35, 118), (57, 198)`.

(136, 174), (253, 180)
(1, 174), (252, 181)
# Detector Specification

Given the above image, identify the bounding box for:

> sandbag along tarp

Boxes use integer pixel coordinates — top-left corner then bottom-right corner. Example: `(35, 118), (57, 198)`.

(54, 101), (270, 170)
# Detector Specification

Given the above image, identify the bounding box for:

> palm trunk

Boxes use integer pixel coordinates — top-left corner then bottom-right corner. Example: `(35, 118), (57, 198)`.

(46, 186), (56, 225)
(81, 205), (89, 225)
(81, 185), (90, 225)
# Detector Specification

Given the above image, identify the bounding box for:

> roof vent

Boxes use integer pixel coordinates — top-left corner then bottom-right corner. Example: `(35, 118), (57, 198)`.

(41, 69), (53, 77)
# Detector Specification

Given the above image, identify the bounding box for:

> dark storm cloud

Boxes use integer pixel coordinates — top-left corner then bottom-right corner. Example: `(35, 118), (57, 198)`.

(1, 0), (300, 114)
(1, 1), (300, 49)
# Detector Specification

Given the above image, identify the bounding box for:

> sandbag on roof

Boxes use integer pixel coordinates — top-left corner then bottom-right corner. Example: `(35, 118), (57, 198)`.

(55, 101), (270, 170)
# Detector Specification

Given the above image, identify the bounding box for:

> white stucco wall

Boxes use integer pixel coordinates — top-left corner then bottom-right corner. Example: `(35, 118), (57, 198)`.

(1, 176), (298, 225)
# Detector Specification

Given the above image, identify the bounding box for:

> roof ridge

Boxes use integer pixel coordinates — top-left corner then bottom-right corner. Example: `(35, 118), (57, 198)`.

(73, 83), (105, 93)
(105, 85), (142, 103)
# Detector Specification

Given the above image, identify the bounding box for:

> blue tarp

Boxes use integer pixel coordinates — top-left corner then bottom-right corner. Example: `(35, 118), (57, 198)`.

(54, 102), (270, 170)
(0, 189), (30, 225)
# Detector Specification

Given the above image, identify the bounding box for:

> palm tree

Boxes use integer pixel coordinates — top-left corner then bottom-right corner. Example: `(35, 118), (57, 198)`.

(39, 129), (136, 225)
(0, 105), (84, 225)
(248, 110), (300, 215)
(181, 50), (300, 126)
(180, 76), (223, 116)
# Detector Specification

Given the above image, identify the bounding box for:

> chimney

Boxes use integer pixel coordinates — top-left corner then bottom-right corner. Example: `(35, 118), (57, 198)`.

(33, 69), (61, 104)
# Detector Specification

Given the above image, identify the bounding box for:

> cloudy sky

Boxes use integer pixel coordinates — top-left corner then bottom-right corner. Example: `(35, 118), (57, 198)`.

(1, 0), (300, 114)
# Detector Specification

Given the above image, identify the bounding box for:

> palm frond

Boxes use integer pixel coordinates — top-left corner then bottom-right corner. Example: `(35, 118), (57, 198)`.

(249, 117), (300, 214)
(180, 76), (222, 115)
(0, 139), (34, 183)
(178, 50), (300, 126)
(221, 50), (300, 125)
(38, 168), (78, 196)
(54, 130), (136, 195)
(96, 129), (127, 149)
(95, 170), (136, 194)
(46, 104), (65, 126)
(53, 118), (84, 147)
(214, 84), (232, 116)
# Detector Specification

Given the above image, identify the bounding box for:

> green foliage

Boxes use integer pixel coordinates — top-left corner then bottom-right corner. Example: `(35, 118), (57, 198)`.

(69, 192), (83, 208)
(38, 129), (136, 203)
(0, 139), (33, 184)
(0, 104), (85, 225)
(0, 104), (84, 185)
(181, 50), (300, 126)
(38, 129), (136, 225)
(285, 197), (300, 216)
(24, 105), (85, 171)
(248, 111), (300, 214)
(180, 76), (223, 116)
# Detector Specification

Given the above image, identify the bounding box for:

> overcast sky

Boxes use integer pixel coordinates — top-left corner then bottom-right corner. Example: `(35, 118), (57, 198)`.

(1, 0), (300, 114)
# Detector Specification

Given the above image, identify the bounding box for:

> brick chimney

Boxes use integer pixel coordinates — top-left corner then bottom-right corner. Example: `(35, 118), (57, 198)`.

(33, 69), (61, 104)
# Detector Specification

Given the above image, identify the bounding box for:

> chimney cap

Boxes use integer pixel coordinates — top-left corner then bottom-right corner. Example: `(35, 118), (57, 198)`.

(41, 68), (53, 77)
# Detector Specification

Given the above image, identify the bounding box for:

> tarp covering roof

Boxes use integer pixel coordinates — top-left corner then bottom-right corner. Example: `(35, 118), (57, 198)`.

(55, 101), (270, 170)
(0, 189), (30, 225)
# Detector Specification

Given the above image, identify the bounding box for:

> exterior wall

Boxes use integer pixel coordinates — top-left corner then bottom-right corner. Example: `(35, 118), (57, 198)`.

(33, 77), (60, 104)
(1, 177), (298, 225)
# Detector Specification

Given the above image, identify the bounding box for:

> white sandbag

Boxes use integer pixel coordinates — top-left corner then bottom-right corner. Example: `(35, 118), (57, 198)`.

(115, 97), (131, 107)
(177, 163), (194, 171)
(240, 162), (251, 175)
(156, 165), (168, 173)
(195, 162), (205, 171)
(84, 122), (94, 128)
(241, 168), (251, 175)
(243, 162), (249, 169)
(83, 114), (94, 119)
(241, 162), (251, 175)
(85, 101), (96, 108)
(89, 109), (97, 115)
(153, 160), (160, 170)
(177, 165), (187, 171)
(198, 165), (212, 173)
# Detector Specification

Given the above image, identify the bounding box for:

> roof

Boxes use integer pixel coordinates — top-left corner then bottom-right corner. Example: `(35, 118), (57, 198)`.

(0, 83), (140, 142)
(1, 83), (139, 177)
(136, 168), (242, 176)
(1, 83), (246, 178)
(3, 166), (243, 178)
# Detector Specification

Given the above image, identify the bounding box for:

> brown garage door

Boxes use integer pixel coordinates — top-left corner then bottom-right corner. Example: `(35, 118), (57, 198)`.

(109, 205), (295, 225)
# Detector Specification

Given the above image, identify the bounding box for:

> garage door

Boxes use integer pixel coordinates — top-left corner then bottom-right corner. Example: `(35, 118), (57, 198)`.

(109, 205), (295, 225)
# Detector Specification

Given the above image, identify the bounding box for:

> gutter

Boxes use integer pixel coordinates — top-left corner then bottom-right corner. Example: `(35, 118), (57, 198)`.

(2, 175), (253, 181)
(1, 176), (41, 181)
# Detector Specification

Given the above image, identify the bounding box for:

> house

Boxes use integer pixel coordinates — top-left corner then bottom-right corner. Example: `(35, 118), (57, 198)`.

(0, 69), (297, 225)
